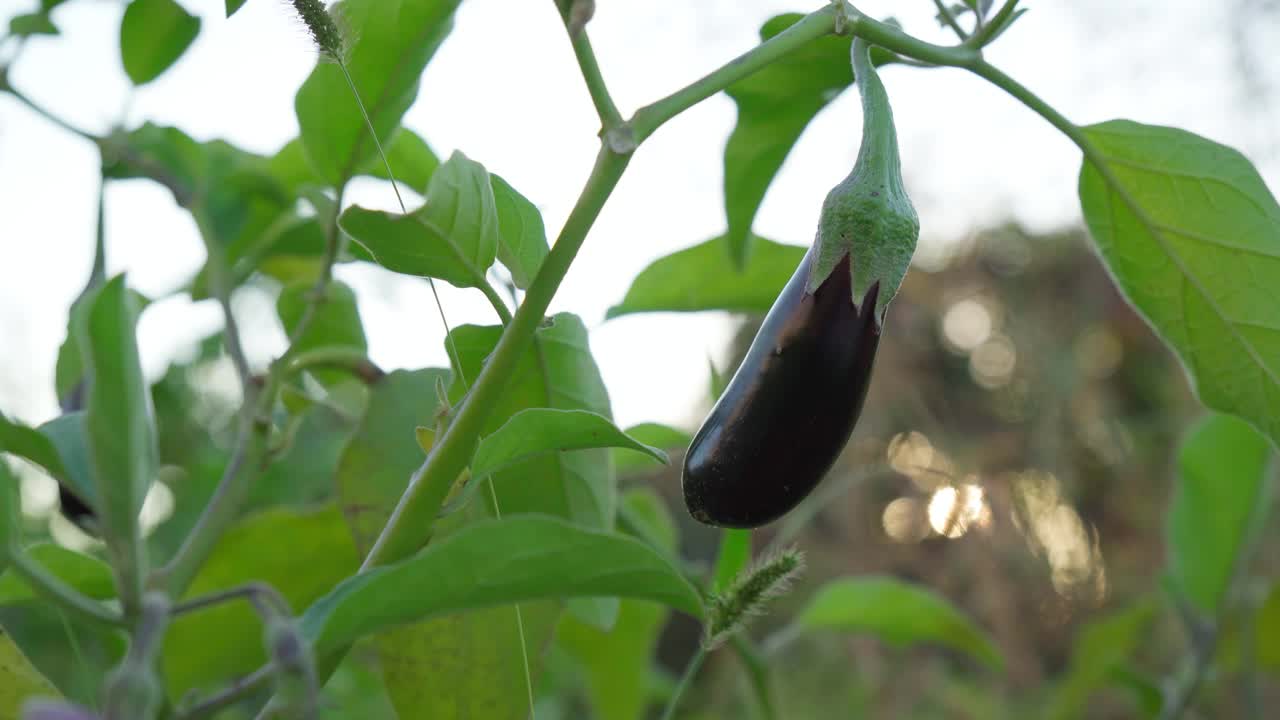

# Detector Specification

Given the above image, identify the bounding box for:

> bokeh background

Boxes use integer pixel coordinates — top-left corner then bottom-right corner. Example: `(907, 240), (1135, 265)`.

(2, 0), (1280, 717)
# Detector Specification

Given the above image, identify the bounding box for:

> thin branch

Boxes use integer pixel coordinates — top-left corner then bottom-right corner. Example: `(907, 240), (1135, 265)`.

(1, 81), (97, 141)
(555, 0), (624, 132)
(177, 664), (274, 720)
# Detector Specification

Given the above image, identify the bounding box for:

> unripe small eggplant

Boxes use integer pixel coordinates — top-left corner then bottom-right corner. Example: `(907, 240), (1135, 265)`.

(682, 250), (880, 528)
(682, 38), (917, 528)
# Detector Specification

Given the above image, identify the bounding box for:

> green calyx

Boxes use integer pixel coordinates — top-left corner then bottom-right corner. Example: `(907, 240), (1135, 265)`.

(808, 37), (919, 318)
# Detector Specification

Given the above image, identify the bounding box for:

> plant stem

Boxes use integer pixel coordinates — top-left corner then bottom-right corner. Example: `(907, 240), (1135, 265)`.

(660, 645), (708, 720)
(171, 581), (289, 617)
(479, 278), (515, 325)
(362, 145), (631, 568)
(7, 549), (123, 627)
(177, 664), (274, 720)
(0, 81), (97, 141)
(555, 2), (624, 132)
(629, 7), (836, 143)
(285, 347), (384, 384)
(968, 0), (1021, 48)
(283, 185), (347, 353)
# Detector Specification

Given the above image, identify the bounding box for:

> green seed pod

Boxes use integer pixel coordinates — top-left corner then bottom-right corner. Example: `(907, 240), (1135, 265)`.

(809, 37), (919, 316)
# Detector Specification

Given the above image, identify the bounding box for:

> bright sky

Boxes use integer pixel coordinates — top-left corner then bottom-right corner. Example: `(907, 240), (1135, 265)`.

(1, 0), (1276, 432)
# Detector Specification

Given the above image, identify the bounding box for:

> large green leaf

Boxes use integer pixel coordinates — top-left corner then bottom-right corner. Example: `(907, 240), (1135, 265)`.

(119, 0), (200, 85)
(489, 174), (549, 289)
(0, 544), (116, 604)
(0, 630), (59, 715)
(1078, 120), (1280, 447)
(294, 0), (459, 184)
(797, 576), (1002, 669)
(447, 314), (617, 530)
(340, 152), (499, 288)
(558, 488), (679, 720)
(471, 408), (667, 482)
(335, 368), (448, 552)
(331, 368), (555, 720)
(77, 276), (156, 555)
(301, 515), (704, 657)
(606, 236), (805, 318)
(1166, 413), (1274, 615)
(449, 313), (619, 631)
(161, 505), (358, 696)
(721, 14), (852, 266)
(363, 127), (441, 193)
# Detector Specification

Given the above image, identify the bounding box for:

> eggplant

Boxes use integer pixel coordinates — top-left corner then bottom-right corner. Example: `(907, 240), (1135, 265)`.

(682, 37), (917, 528)
(682, 250), (881, 528)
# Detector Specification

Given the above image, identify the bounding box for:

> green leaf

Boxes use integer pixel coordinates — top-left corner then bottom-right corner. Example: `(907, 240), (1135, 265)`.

(9, 12), (58, 37)
(448, 314), (618, 629)
(489, 174), (549, 289)
(0, 544), (116, 604)
(119, 0), (201, 85)
(335, 368), (449, 552)
(0, 630), (60, 715)
(294, 0), (459, 185)
(613, 423), (689, 475)
(472, 408), (667, 482)
(78, 276), (156, 555)
(447, 315), (617, 529)
(277, 280), (368, 386)
(363, 127), (440, 193)
(332, 371), (559, 720)
(274, 128), (440, 196)
(225, 0), (248, 17)
(558, 601), (667, 720)
(1045, 599), (1156, 720)
(798, 576), (1002, 669)
(712, 529), (752, 593)
(340, 153), (500, 287)
(0, 416), (67, 484)
(301, 515), (704, 657)
(0, 462), (16, 553)
(615, 487), (679, 557)
(1258, 582), (1280, 672)
(1078, 120), (1280, 447)
(606, 236), (805, 318)
(1166, 413), (1274, 615)
(161, 505), (358, 696)
(722, 14), (854, 266)
(558, 489), (678, 720)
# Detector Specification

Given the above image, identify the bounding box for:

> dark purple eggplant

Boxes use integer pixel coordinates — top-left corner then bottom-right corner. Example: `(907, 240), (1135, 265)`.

(682, 37), (916, 528)
(682, 250), (880, 528)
